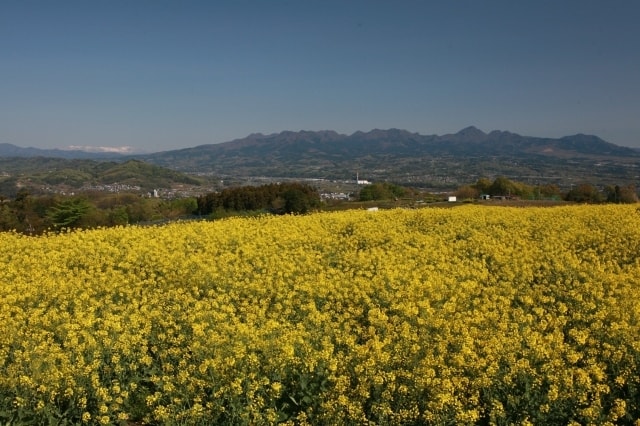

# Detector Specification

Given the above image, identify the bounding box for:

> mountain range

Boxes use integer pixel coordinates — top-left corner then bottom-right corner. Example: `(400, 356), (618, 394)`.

(134, 127), (640, 187)
(0, 143), (124, 159)
(2, 127), (639, 188)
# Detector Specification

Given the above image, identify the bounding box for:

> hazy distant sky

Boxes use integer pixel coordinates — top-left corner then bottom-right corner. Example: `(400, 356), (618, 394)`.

(1, 0), (639, 152)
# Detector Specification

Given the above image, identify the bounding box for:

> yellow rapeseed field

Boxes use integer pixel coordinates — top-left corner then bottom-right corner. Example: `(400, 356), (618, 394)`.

(1, 205), (640, 425)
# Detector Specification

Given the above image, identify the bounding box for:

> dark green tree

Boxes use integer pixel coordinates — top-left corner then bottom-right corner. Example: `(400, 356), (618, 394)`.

(489, 176), (516, 196)
(47, 198), (92, 229)
(282, 188), (312, 214)
(358, 182), (408, 201)
(108, 206), (130, 226)
(196, 183), (320, 216)
(473, 178), (493, 195)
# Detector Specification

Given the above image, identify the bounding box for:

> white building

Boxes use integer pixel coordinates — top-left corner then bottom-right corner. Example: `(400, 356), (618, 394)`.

(356, 173), (370, 185)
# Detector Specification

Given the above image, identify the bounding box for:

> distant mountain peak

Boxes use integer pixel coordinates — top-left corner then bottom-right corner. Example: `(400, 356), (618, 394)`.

(561, 133), (606, 143)
(437, 126), (489, 143)
(457, 126), (487, 137)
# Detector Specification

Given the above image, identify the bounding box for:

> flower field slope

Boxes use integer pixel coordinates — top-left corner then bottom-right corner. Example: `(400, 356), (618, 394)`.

(2, 205), (640, 425)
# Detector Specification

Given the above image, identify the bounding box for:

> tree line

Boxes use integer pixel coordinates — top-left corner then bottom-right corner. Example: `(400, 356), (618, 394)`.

(1, 177), (636, 235)
(356, 177), (638, 204)
(454, 177), (638, 203)
(0, 190), (198, 235)
(358, 182), (418, 201)
(0, 182), (322, 235)
(196, 182), (321, 216)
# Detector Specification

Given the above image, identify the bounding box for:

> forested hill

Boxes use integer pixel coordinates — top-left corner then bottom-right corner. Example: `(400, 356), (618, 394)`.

(0, 158), (200, 197)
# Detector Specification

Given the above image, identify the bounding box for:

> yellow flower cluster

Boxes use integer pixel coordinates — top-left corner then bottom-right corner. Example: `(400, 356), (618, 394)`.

(2, 205), (640, 424)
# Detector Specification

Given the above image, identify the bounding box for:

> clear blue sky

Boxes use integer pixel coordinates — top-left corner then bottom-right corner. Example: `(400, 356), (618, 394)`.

(1, 0), (639, 152)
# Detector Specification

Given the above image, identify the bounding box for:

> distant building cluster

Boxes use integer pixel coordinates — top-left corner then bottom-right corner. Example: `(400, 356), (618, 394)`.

(145, 188), (203, 199)
(321, 192), (351, 200)
(40, 187), (76, 196)
(81, 183), (142, 193)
